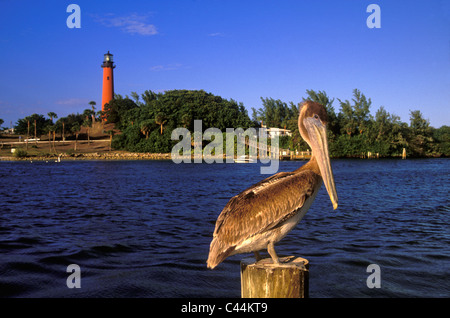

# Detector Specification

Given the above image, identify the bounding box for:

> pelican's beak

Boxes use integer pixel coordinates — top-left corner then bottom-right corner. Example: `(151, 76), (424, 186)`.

(304, 117), (338, 210)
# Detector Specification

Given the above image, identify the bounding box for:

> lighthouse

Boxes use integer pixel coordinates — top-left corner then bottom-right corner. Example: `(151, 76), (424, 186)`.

(101, 51), (115, 116)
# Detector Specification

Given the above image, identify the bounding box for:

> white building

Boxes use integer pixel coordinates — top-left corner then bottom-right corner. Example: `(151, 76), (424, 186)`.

(266, 127), (292, 138)
(258, 125), (292, 139)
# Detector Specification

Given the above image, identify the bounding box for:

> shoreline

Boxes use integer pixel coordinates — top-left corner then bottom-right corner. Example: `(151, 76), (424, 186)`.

(1, 152), (447, 162)
(0, 151), (172, 161)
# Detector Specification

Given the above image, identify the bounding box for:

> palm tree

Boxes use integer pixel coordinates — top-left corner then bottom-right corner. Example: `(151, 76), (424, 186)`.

(47, 126), (52, 152)
(82, 119), (91, 145)
(105, 130), (115, 151)
(155, 112), (167, 135)
(26, 120), (30, 150)
(46, 125), (57, 153)
(47, 112), (58, 123)
(96, 110), (105, 123)
(83, 108), (95, 120)
(140, 120), (154, 139)
(89, 101), (96, 122)
(130, 92), (140, 105)
(52, 127), (56, 152)
(61, 121), (65, 145)
(71, 123), (80, 152)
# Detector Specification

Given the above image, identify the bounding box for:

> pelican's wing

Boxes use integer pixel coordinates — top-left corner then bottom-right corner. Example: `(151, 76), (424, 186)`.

(208, 169), (320, 267)
(213, 171), (292, 236)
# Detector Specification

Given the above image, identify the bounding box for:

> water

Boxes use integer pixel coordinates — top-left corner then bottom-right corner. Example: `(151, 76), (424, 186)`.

(0, 158), (449, 298)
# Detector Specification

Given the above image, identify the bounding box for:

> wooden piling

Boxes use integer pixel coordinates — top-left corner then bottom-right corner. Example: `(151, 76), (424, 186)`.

(402, 148), (406, 159)
(240, 256), (309, 298)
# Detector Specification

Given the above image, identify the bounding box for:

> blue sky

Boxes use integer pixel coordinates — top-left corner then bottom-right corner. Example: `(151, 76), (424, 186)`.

(0, 0), (449, 128)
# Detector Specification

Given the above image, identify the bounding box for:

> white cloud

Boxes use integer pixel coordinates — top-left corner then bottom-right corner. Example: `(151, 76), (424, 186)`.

(150, 63), (183, 71)
(55, 98), (87, 105)
(208, 32), (225, 37)
(95, 13), (157, 36)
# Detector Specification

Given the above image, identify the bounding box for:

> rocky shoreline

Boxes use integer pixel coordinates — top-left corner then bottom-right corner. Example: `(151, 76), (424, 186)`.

(0, 152), (172, 161)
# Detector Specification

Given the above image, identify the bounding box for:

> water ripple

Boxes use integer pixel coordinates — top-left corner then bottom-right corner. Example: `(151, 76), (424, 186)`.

(0, 159), (449, 297)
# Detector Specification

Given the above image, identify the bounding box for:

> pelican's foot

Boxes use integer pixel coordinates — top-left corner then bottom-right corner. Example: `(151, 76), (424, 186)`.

(267, 241), (280, 265)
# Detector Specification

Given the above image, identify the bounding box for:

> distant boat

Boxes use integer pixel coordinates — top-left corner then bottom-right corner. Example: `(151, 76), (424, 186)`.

(234, 155), (256, 163)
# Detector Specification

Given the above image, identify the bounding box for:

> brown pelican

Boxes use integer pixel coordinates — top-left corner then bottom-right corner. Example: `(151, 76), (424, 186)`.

(207, 101), (338, 269)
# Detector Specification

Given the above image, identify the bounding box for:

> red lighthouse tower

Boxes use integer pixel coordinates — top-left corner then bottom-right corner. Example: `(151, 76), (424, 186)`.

(101, 51), (115, 116)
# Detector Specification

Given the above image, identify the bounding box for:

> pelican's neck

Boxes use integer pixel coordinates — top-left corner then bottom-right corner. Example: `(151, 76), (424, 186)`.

(295, 153), (320, 175)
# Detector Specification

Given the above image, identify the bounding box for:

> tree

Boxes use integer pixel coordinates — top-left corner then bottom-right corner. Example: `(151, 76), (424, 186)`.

(96, 110), (104, 122)
(55, 113), (84, 140)
(112, 125), (141, 150)
(433, 126), (450, 156)
(140, 119), (154, 139)
(11, 87), (446, 157)
(130, 91), (142, 106)
(71, 123), (80, 151)
(367, 106), (406, 156)
(338, 89), (372, 136)
(15, 114), (51, 136)
(408, 110), (433, 156)
(46, 124), (57, 152)
(155, 112), (167, 135)
(141, 90), (158, 105)
(410, 110), (430, 132)
(180, 113), (192, 128)
(105, 129), (115, 151)
(112, 89), (253, 153)
(252, 97), (292, 128)
(82, 108), (94, 144)
(89, 101), (96, 122)
(47, 112), (58, 123)
(103, 98), (138, 128)
(82, 119), (91, 145)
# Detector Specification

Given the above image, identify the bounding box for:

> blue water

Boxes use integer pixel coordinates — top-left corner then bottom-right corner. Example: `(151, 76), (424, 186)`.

(0, 158), (449, 297)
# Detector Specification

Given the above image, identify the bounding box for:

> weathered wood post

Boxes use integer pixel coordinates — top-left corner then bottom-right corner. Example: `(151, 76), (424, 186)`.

(240, 256), (309, 298)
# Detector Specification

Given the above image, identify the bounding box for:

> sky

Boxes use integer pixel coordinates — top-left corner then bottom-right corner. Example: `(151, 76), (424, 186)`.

(0, 0), (449, 129)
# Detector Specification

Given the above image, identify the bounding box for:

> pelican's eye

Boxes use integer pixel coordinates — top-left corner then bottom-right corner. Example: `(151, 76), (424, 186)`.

(313, 114), (319, 120)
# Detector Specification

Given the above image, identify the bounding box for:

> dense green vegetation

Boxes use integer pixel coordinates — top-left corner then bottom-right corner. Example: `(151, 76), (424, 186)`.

(8, 88), (449, 158)
(252, 89), (449, 158)
(108, 90), (253, 153)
